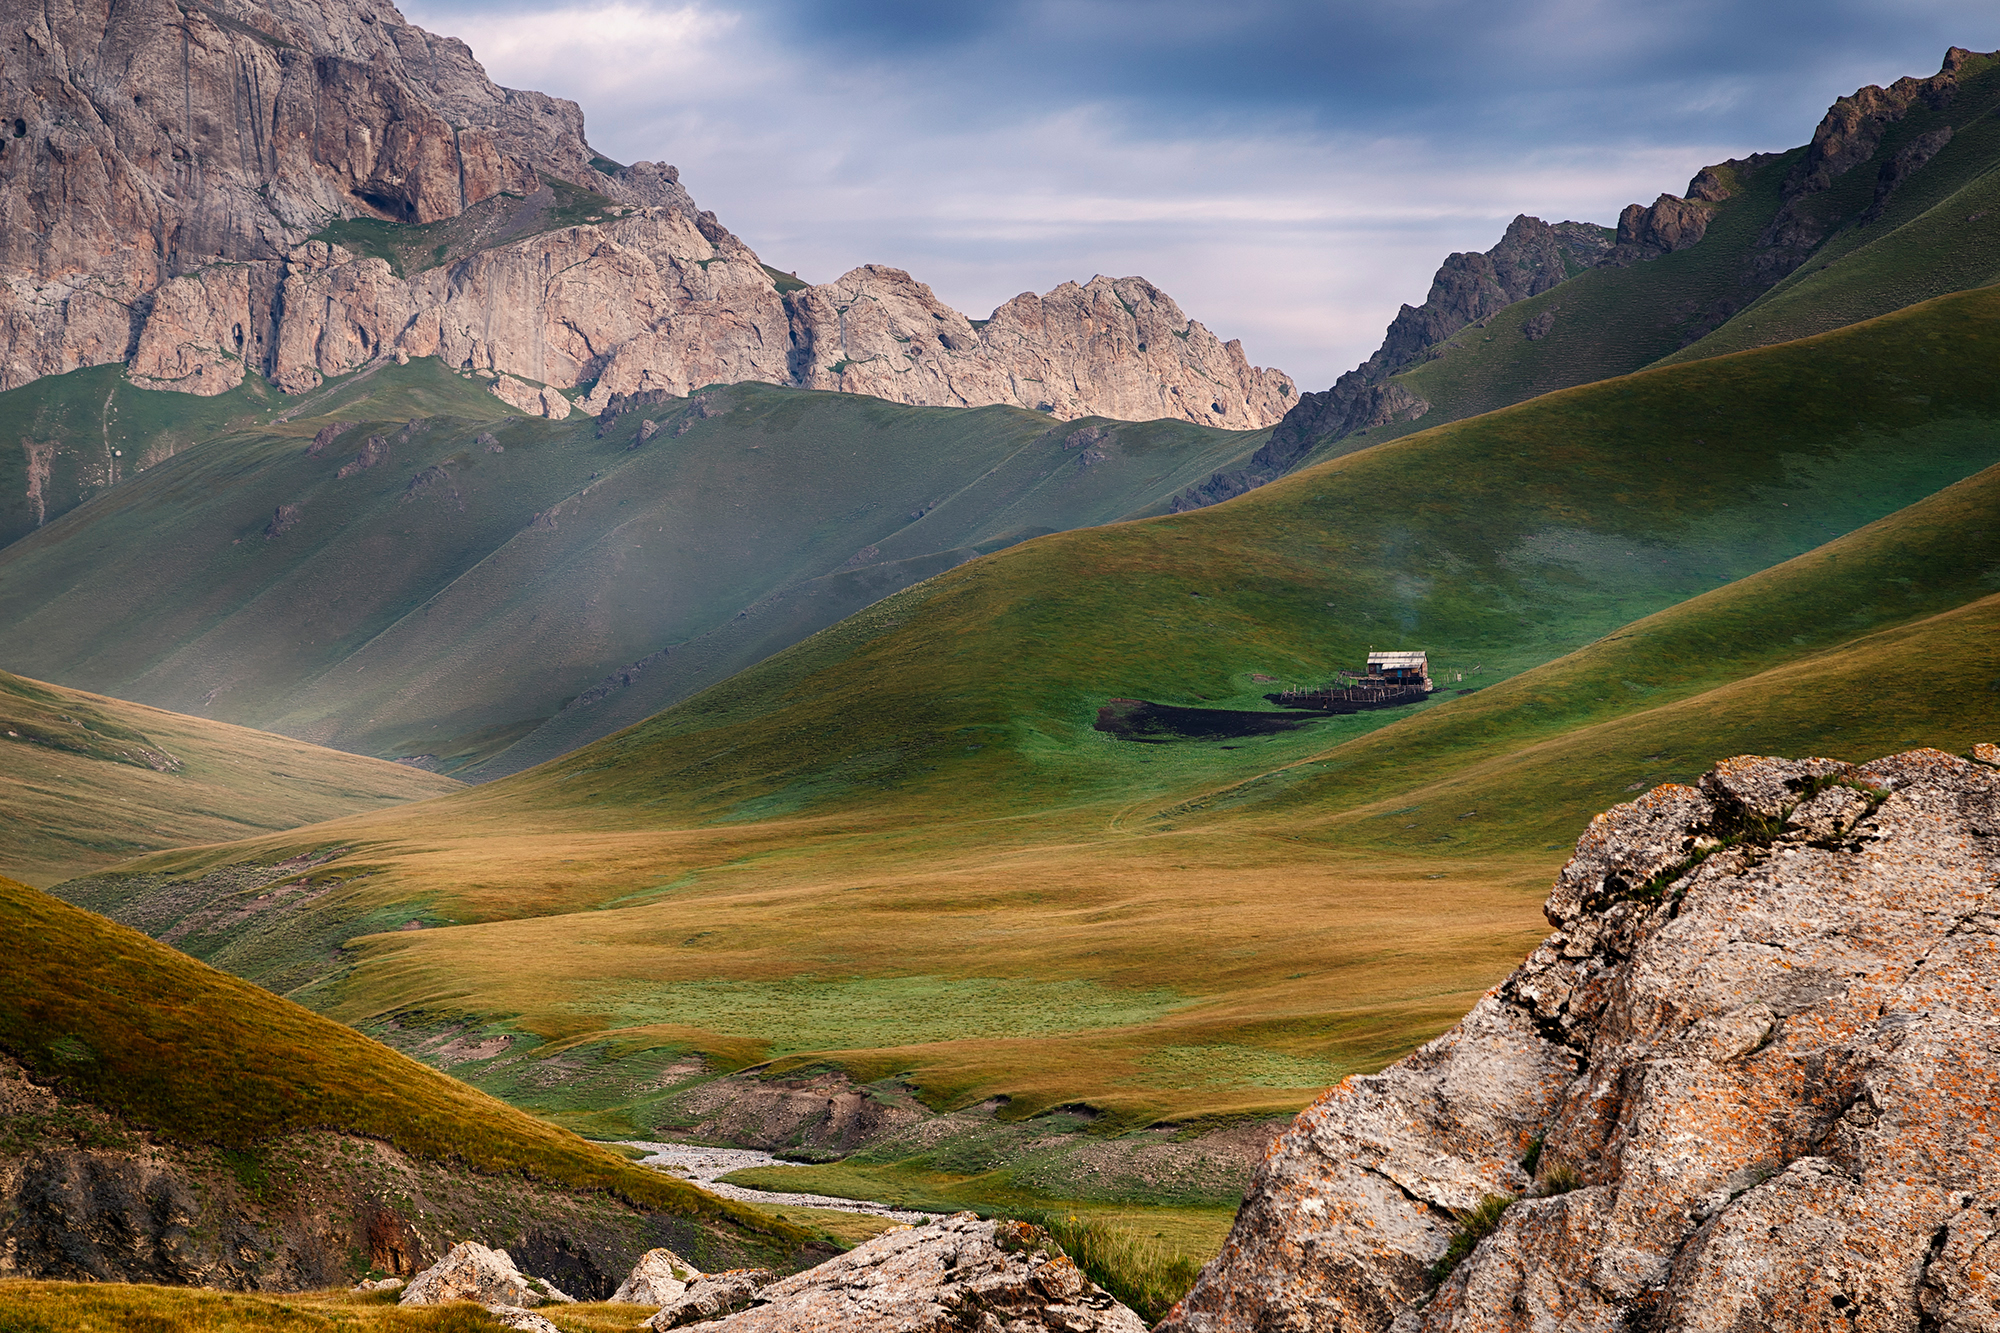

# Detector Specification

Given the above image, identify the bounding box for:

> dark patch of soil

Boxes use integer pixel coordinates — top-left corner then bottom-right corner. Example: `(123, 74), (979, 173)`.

(1093, 699), (1333, 743)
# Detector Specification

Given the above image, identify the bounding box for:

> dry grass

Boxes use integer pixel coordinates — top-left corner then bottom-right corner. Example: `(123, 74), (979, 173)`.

(0, 1284), (501, 1331)
(0, 877), (809, 1254)
(0, 670), (459, 887)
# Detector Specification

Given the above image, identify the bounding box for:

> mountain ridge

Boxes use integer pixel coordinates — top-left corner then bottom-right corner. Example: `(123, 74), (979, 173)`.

(1175, 45), (2000, 508)
(0, 0), (1294, 463)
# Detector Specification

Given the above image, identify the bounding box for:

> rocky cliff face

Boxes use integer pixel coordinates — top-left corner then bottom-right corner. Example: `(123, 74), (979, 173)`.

(0, 0), (693, 393)
(1161, 744), (2000, 1332)
(786, 268), (1292, 430)
(0, 0), (1293, 431)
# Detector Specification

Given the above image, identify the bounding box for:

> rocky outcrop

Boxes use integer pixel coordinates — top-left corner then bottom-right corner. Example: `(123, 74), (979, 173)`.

(786, 268), (1293, 429)
(646, 1269), (776, 1328)
(0, 0), (1293, 430)
(672, 1214), (1148, 1332)
(0, 1052), (777, 1295)
(399, 1241), (574, 1308)
(1866, 126), (1955, 222)
(1161, 744), (2000, 1332)
(1601, 193), (1716, 265)
(612, 1247), (703, 1305)
(0, 0), (692, 393)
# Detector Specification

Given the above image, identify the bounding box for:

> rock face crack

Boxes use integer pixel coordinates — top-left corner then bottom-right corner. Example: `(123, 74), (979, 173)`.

(1161, 747), (2000, 1333)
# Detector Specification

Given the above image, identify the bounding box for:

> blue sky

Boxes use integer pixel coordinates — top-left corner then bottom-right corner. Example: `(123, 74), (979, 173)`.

(404, 0), (1995, 389)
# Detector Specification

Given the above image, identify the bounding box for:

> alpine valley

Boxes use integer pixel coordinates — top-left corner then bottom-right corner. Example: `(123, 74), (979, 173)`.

(1, 4), (1997, 1330)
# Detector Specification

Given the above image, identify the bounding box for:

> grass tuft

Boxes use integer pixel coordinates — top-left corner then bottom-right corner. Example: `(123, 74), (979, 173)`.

(1428, 1193), (1516, 1286)
(1021, 1211), (1205, 1323)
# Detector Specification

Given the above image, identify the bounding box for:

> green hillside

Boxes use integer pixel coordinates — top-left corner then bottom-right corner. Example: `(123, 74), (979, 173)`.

(0, 874), (809, 1259)
(1659, 103), (2000, 364)
(0, 669), (459, 887)
(0, 361), (1264, 778)
(1297, 50), (2000, 461)
(53, 283), (2000, 1136)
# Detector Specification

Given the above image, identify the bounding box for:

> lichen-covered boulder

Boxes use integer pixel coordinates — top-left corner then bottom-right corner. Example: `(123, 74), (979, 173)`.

(399, 1241), (574, 1309)
(678, 1213), (1146, 1332)
(1161, 747), (2000, 1333)
(613, 1246), (704, 1306)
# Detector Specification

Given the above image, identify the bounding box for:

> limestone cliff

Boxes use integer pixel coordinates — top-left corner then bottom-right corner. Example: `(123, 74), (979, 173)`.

(0, 0), (692, 393)
(786, 268), (1293, 430)
(1160, 744), (2000, 1332)
(0, 0), (1293, 431)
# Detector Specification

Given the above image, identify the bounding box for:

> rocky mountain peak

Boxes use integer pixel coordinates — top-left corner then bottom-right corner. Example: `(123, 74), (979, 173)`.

(0, 0), (1293, 429)
(1161, 744), (2000, 1332)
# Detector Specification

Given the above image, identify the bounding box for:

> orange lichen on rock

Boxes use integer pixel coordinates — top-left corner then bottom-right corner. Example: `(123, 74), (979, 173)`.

(1161, 746), (2000, 1333)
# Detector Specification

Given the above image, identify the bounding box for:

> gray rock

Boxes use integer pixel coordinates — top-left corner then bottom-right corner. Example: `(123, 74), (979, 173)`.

(612, 1246), (702, 1306)
(644, 1268), (773, 1328)
(484, 1307), (562, 1333)
(399, 1241), (574, 1309)
(683, 1214), (1147, 1332)
(1161, 746), (2000, 1333)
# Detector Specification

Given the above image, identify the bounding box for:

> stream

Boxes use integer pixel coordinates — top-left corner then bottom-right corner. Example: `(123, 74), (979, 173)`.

(619, 1141), (939, 1224)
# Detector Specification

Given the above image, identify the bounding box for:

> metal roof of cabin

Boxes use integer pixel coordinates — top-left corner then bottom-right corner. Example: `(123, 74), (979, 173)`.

(1367, 651), (1429, 668)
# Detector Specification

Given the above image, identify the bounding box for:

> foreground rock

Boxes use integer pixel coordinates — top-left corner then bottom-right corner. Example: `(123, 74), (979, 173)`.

(613, 1246), (703, 1305)
(646, 1268), (774, 1328)
(1162, 745), (2000, 1332)
(400, 1241), (574, 1308)
(667, 1214), (1147, 1332)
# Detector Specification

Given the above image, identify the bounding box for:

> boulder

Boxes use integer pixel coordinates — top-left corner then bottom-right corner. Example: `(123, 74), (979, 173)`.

(1161, 746), (2000, 1333)
(485, 1308), (562, 1333)
(677, 1213), (1147, 1332)
(399, 1241), (575, 1309)
(612, 1247), (703, 1306)
(644, 1269), (774, 1328)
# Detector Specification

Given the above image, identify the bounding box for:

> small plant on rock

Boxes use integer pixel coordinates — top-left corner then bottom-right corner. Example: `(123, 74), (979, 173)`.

(1428, 1193), (1516, 1286)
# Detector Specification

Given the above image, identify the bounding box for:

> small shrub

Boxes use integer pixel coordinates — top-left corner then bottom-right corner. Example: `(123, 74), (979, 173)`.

(1428, 1193), (1515, 1287)
(1519, 1133), (1544, 1176)
(1537, 1163), (1581, 1196)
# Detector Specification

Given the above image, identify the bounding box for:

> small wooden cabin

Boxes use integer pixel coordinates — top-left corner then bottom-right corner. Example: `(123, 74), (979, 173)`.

(1365, 650), (1432, 692)
(1268, 649), (1434, 713)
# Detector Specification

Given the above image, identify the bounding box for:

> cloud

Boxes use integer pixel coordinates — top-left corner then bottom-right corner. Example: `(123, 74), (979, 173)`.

(403, 0), (1999, 389)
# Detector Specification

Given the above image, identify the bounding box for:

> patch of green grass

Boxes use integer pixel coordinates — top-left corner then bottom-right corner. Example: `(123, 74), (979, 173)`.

(1028, 1211), (1204, 1322)
(760, 264), (808, 294)
(0, 363), (290, 548)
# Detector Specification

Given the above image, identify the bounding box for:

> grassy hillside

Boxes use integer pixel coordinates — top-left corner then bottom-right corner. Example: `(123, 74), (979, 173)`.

(0, 669), (459, 887)
(1325, 51), (2000, 457)
(0, 873), (804, 1254)
(1659, 97), (2000, 365)
(0, 361), (1264, 777)
(53, 283), (2000, 1138)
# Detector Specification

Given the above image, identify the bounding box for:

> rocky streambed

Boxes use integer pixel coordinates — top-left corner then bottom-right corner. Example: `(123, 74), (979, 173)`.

(620, 1141), (938, 1224)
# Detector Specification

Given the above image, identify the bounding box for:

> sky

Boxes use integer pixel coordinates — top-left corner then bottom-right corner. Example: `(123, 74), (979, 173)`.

(404, 0), (1996, 391)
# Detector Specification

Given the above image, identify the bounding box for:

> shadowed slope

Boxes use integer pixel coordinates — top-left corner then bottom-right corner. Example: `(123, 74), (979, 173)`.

(0, 362), (1264, 778)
